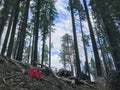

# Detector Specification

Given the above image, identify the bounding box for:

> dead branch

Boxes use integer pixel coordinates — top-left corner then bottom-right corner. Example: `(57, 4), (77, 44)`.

(0, 56), (8, 64)
(2, 56), (26, 73)
(3, 73), (20, 86)
(0, 56), (95, 89)
(80, 80), (95, 88)
(35, 63), (95, 89)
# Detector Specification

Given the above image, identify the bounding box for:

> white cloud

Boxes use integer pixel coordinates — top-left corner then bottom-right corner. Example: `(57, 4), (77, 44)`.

(50, 0), (73, 70)
(51, 54), (63, 70)
(51, 0), (93, 70)
(51, 16), (73, 70)
(55, 0), (68, 14)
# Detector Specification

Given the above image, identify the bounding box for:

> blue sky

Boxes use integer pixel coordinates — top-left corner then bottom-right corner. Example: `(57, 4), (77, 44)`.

(50, 0), (93, 70)
(50, 0), (73, 69)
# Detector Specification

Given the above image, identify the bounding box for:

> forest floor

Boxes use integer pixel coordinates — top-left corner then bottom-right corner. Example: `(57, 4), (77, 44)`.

(0, 55), (109, 90)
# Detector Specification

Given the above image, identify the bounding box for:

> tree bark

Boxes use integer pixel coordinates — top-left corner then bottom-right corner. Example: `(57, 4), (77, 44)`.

(83, 0), (102, 76)
(41, 33), (46, 65)
(79, 13), (90, 79)
(93, 0), (120, 70)
(6, 0), (20, 58)
(31, 0), (40, 66)
(0, 0), (10, 40)
(1, 13), (13, 55)
(16, 0), (30, 61)
(49, 26), (51, 68)
(69, 0), (81, 78)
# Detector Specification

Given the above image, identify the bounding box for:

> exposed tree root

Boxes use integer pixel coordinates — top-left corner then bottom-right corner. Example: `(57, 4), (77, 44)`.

(35, 62), (95, 89)
(0, 56), (95, 89)
(3, 74), (19, 86)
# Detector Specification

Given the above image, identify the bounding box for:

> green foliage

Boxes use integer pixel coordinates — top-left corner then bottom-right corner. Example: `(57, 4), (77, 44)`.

(59, 33), (74, 69)
(30, 0), (57, 40)
(90, 0), (120, 70)
(40, 0), (57, 39)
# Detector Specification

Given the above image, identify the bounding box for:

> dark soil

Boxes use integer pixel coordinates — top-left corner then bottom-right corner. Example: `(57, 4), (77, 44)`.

(0, 55), (99, 90)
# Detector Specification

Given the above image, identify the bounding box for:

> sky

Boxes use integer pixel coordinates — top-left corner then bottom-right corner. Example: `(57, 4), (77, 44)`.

(50, 0), (93, 71)
(50, 0), (71, 70)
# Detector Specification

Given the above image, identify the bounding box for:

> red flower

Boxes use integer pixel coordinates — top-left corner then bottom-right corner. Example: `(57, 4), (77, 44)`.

(30, 68), (42, 80)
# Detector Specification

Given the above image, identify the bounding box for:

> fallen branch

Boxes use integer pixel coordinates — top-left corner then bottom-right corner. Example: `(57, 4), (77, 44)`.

(3, 73), (20, 86)
(0, 56), (95, 89)
(2, 56), (26, 73)
(0, 56), (8, 64)
(35, 63), (95, 89)
(80, 80), (95, 88)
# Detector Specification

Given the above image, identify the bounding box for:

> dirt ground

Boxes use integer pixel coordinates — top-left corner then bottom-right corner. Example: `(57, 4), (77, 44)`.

(0, 56), (106, 90)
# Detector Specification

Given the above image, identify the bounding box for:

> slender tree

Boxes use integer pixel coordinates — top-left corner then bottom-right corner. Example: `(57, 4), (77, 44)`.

(69, 0), (81, 78)
(32, 0), (41, 66)
(59, 33), (74, 74)
(83, 0), (102, 76)
(0, 0), (12, 40)
(15, 0), (30, 61)
(48, 26), (52, 67)
(6, 0), (21, 57)
(75, 0), (90, 77)
(12, 1), (27, 59)
(44, 44), (49, 65)
(1, 11), (13, 55)
(41, 0), (57, 65)
(90, 0), (120, 71)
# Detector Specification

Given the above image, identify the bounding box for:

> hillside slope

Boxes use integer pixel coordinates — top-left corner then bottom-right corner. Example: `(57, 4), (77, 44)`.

(0, 55), (96, 90)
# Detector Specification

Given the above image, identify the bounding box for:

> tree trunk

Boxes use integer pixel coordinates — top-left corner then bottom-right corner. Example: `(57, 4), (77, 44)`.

(16, 0), (30, 61)
(27, 34), (32, 64)
(1, 13), (13, 55)
(0, 0), (10, 40)
(92, 11), (110, 77)
(6, 0), (20, 58)
(12, 32), (20, 59)
(49, 26), (51, 68)
(94, 0), (120, 70)
(96, 29), (109, 77)
(69, 0), (81, 78)
(31, 0), (40, 66)
(41, 34), (46, 65)
(78, 12), (90, 78)
(68, 46), (74, 76)
(102, 16), (120, 70)
(31, 33), (35, 65)
(83, 0), (102, 76)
